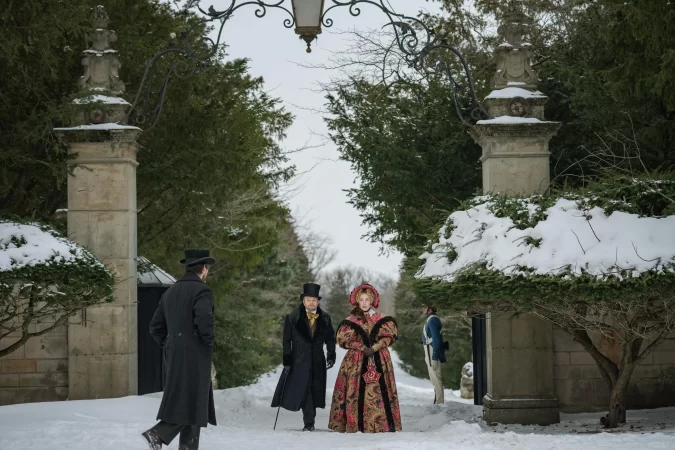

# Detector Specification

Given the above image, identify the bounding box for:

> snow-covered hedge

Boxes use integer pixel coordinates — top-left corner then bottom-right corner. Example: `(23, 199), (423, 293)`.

(0, 221), (114, 357)
(1, 221), (108, 272)
(415, 176), (675, 310)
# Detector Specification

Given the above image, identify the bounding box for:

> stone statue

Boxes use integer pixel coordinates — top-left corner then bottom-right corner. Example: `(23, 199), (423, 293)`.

(69, 5), (130, 126)
(79, 5), (125, 94)
(460, 362), (474, 399)
(492, 0), (538, 90)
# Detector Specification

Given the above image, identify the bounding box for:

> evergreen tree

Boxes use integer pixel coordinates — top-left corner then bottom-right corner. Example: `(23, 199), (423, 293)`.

(212, 220), (314, 388)
(325, 79), (482, 255)
(0, 0), (302, 387)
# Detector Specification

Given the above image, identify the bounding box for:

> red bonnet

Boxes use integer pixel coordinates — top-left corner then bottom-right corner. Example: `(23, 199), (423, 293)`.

(349, 283), (380, 309)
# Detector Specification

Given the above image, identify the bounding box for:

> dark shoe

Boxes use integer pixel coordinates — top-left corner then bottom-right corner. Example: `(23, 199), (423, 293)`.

(142, 430), (163, 450)
(302, 423), (315, 431)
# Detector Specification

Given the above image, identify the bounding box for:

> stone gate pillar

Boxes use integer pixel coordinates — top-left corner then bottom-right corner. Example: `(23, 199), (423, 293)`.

(468, 1), (561, 425)
(54, 6), (139, 399)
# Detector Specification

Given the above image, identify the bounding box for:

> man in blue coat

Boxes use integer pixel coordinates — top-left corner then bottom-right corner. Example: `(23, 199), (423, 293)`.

(422, 305), (446, 404)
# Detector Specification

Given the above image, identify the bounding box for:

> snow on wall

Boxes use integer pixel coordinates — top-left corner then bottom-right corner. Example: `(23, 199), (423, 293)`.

(418, 197), (675, 282)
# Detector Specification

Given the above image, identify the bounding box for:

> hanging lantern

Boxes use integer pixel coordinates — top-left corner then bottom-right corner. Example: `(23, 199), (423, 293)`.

(291, 0), (325, 52)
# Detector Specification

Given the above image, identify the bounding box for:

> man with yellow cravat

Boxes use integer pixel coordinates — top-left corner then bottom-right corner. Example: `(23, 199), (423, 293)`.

(271, 283), (336, 431)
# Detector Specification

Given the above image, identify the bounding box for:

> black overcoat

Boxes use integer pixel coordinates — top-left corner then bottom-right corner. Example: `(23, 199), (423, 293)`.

(271, 305), (336, 411)
(149, 272), (217, 427)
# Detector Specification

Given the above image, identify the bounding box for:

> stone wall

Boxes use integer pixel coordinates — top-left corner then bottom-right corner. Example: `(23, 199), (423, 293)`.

(553, 328), (675, 412)
(0, 323), (68, 405)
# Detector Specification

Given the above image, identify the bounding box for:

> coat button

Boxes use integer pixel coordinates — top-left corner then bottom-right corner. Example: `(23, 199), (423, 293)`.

(178, 332), (182, 336)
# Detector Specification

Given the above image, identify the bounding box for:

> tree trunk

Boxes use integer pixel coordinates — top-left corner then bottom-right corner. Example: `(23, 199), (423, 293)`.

(570, 329), (629, 429)
(605, 359), (636, 428)
(605, 338), (642, 428)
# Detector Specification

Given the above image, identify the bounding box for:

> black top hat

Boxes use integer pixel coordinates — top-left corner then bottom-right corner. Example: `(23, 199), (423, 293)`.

(179, 249), (216, 266)
(300, 283), (322, 300)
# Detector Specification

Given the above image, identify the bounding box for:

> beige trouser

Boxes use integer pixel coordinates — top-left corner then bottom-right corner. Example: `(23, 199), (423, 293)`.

(424, 345), (444, 404)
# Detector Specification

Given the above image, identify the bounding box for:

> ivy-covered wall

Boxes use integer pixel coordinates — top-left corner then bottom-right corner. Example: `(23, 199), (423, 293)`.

(1, 221), (114, 405)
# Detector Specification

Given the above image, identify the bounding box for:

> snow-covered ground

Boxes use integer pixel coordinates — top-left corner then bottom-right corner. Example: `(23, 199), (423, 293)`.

(1, 347), (674, 449)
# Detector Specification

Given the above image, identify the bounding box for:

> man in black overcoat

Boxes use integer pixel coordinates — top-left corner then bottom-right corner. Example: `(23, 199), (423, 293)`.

(271, 283), (336, 431)
(142, 249), (217, 450)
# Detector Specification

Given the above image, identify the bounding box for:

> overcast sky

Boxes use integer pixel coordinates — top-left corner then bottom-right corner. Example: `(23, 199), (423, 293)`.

(210, 0), (443, 280)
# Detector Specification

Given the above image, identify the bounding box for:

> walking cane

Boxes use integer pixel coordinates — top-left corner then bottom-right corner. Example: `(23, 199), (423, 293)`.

(273, 367), (289, 431)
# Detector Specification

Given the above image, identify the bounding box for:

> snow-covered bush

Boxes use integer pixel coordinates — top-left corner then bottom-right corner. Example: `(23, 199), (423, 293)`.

(415, 175), (675, 428)
(417, 176), (675, 307)
(0, 220), (115, 357)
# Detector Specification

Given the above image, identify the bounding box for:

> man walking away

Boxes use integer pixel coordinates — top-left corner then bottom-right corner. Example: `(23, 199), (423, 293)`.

(422, 305), (446, 404)
(142, 249), (217, 450)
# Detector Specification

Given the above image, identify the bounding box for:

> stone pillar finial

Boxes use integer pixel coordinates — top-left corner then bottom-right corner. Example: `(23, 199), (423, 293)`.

(78, 5), (125, 95)
(69, 5), (131, 127)
(492, 0), (537, 90)
(90, 4), (111, 29)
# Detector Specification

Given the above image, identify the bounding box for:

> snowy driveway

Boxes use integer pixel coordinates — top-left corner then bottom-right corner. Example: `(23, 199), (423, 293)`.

(1, 348), (673, 449)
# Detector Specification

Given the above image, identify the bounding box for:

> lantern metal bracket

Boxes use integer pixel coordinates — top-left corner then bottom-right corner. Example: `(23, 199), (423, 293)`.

(126, 0), (489, 130)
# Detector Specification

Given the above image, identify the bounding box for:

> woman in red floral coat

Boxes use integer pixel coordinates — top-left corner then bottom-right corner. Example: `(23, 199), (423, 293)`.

(328, 284), (402, 433)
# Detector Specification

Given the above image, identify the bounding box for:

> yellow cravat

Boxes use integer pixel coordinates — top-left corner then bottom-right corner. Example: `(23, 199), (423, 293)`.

(307, 311), (319, 327)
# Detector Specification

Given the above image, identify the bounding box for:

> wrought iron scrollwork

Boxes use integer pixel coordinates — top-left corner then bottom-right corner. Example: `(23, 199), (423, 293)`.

(127, 0), (489, 130)
(321, 1), (489, 126)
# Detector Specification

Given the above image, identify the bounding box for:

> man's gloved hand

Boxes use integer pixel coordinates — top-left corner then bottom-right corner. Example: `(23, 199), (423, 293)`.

(326, 360), (335, 369)
(282, 354), (292, 369)
(364, 347), (375, 357)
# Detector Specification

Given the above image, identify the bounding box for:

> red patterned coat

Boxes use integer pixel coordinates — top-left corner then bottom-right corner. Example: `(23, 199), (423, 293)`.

(328, 312), (402, 433)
